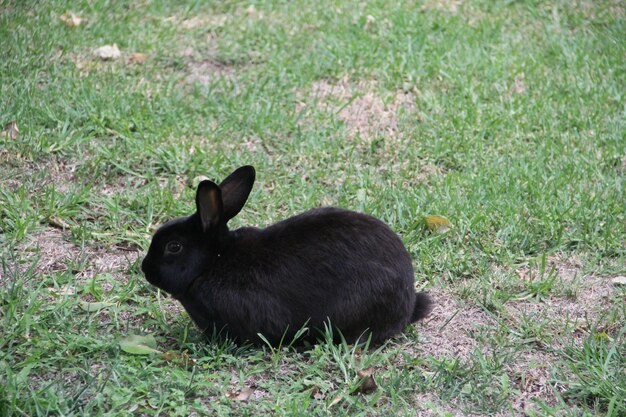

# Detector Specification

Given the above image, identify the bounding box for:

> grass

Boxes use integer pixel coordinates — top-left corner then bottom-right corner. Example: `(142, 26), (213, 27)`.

(1, 0), (625, 415)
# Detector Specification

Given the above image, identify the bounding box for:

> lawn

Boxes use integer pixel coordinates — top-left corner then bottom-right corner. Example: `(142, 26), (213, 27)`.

(1, 0), (625, 415)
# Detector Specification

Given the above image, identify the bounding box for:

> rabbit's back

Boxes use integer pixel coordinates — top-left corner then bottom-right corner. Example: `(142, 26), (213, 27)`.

(204, 207), (417, 344)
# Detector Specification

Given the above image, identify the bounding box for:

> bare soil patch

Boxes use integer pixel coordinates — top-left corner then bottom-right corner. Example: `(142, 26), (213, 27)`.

(17, 227), (139, 284)
(511, 255), (616, 334)
(1, 156), (78, 194)
(295, 77), (450, 190)
(410, 288), (566, 411)
(409, 254), (621, 413)
(504, 349), (564, 414)
(184, 54), (241, 86)
(414, 289), (496, 361)
(299, 77), (416, 141)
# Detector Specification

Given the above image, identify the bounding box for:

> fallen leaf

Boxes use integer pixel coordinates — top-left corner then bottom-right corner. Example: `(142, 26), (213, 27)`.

(1, 121), (19, 140)
(594, 332), (612, 342)
(611, 276), (626, 287)
(47, 216), (71, 230)
(328, 395), (343, 407)
(226, 386), (255, 401)
(79, 300), (115, 312)
(48, 285), (76, 296)
(128, 52), (148, 64)
(364, 15), (376, 30)
(353, 366), (377, 394)
(516, 266), (530, 281)
(162, 351), (196, 368)
(191, 175), (210, 188)
(60, 12), (83, 27)
(311, 386), (324, 400)
(94, 44), (121, 61)
(119, 334), (160, 355)
(423, 215), (453, 233)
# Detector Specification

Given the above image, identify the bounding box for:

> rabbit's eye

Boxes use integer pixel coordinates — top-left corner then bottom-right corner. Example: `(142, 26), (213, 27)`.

(165, 241), (183, 255)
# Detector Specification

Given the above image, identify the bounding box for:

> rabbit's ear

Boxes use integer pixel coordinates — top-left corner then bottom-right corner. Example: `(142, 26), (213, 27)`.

(219, 166), (256, 222)
(196, 180), (222, 232)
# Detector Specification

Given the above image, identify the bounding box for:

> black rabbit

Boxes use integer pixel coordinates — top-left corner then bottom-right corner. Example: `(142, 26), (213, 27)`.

(141, 166), (432, 346)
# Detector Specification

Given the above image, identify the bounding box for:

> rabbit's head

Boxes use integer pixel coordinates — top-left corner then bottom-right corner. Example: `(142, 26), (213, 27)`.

(141, 166), (255, 297)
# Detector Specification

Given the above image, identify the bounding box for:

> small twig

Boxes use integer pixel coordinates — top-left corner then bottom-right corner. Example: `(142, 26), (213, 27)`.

(438, 308), (460, 331)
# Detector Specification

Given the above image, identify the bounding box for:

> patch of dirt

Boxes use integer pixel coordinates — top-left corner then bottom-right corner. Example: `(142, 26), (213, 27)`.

(505, 283), (613, 337)
(503, 350), (564, 414)
(100, 174), (149, 197)
(408, 254), (622, 414)
(1, 156), (78, 194)
(8, 228), (146, 334)
(18, 229), (79, 275)
(176, 27), (255, 86)
(402, 163), (447, 188)
(511, 254), (616, 334)
(505, 255), (617, 409)
(161, 296), (186, 317)
(18, 228), (139, 283)
(64, 51), (110, 78)
(10, 224), (193, 328)
(299, 77), (416, 141)
(294, 77), (449, 190)
(413, 289), (497, 361)
(515, 254), (582, 282)
(185, 57), (240, 86)
(409, 289), (567, 413)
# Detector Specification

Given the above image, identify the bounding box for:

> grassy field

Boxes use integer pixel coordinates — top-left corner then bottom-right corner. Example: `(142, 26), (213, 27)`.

(1, 0), (625, 415)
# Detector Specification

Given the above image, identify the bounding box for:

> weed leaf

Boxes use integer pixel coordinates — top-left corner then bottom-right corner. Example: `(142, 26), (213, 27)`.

(79, 300), (114, 312)
(226, 386), (255, 401)
(119, 334), (159, 355)
(161, 351), (196, 368)
(424, 215), (453, 233)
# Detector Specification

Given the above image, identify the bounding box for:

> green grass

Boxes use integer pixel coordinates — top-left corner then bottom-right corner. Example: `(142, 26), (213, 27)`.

(1, 0), (625, 415)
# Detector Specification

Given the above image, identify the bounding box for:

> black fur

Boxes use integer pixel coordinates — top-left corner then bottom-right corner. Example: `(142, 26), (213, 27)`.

(142, 166), (432, 346)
